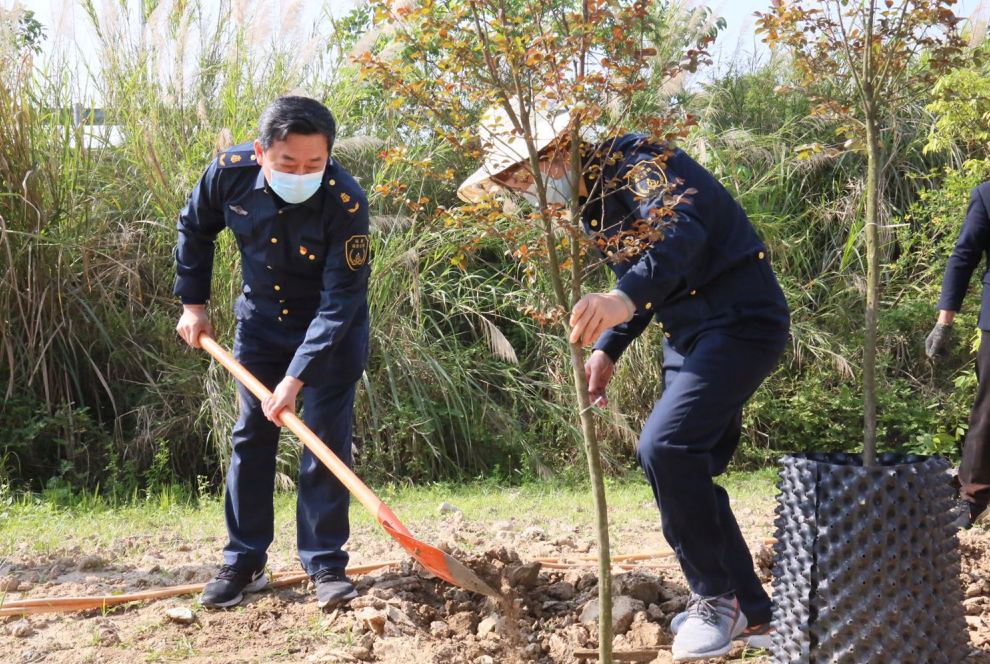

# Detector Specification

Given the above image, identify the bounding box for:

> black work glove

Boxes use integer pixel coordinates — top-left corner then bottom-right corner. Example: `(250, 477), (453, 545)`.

(925, 323), (953, 359)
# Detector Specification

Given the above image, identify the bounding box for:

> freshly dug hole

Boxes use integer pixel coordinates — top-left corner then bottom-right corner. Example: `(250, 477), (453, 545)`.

(335, 546), (685, 663)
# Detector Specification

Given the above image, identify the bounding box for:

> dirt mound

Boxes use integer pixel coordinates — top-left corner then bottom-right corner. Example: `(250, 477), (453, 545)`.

(323, 546), (686, 663)
(959, 530), (990, 654)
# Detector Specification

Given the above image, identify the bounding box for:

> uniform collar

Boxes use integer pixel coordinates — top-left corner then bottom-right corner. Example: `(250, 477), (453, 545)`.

(254, 167), (325, 212)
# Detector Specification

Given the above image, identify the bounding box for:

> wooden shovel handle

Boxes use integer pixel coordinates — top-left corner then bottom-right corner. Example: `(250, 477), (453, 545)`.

(198, 334), (411, 537)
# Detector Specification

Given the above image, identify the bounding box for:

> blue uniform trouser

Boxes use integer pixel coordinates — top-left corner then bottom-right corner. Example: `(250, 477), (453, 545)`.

(637, 331), (785, 626)
(223, 316), (356, 576)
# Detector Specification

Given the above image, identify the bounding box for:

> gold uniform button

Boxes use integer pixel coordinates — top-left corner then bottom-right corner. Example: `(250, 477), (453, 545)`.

(282, 309), (289, 315)
(274, 284), (281, 292)
(329, 179), (336, 185)
(270, 237), (278, 244)
(590, 219), (599, 227)
(266, 265), (273, 270)
(278, 209), (284, 215)
(278, 316), (283, 322)
(279, 299), (285, 303)
(690, 290), (697, 296)
(758, 251), (765, 260)
(308, 255), (316, 261)
(664, 332), (672, 338)
(645, 302), (653, 310)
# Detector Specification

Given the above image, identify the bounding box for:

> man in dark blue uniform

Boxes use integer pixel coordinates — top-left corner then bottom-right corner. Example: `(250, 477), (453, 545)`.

(459, 101), (790, 662)
(927, 181), (990, 526)
(174, 96), (370, 610)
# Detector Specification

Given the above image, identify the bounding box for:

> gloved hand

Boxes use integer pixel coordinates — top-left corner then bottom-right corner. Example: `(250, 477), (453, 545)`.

(925, 323), (953, 359)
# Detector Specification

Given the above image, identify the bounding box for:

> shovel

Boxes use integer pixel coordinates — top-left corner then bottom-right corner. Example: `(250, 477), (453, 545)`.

(198, 334), (498, 598)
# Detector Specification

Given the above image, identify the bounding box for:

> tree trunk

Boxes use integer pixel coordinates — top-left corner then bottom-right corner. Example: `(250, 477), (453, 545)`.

(568, 342), (613, 663)
(534, 194), (613, 663)
(863, 107), (880, 467)
(561, 108), (613, 663)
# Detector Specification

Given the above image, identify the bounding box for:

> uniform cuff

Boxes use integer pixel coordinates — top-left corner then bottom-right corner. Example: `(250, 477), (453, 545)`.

(616, 272), (657, 312)
(593, 333), (629, 364)
(609, 289), (636, 319)
(936, 295), (962, 313)
(286, 356), (312, 384)
(174, 278), (211, 305)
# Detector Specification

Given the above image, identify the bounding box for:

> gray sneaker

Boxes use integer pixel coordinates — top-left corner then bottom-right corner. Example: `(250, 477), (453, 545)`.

(671, 593), (747, 662)
(671, 610), (773, 649)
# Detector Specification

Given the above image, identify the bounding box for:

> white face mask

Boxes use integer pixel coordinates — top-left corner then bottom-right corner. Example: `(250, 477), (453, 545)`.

(267, 167), (325, 204)
(518, 174), (575, 208)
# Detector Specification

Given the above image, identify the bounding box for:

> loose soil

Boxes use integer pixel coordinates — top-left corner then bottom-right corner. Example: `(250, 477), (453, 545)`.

(3, 499), (990, 663)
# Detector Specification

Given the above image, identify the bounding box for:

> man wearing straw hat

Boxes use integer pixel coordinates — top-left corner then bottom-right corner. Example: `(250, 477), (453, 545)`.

(458, 99), (790, 661)
(174, 96), (370, 611)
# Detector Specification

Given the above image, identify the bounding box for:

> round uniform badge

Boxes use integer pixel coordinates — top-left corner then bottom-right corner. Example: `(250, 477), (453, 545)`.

(345, 235), (370, 270)
(626, 157), (669, 199)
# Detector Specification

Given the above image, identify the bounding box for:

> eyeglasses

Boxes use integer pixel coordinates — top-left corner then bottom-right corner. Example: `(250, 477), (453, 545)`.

(493, 162), (541, 191)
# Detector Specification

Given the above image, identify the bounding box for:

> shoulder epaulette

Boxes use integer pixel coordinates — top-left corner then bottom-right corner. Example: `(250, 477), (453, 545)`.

(324, 160), (367, 215)
(217, 145), (258, 169)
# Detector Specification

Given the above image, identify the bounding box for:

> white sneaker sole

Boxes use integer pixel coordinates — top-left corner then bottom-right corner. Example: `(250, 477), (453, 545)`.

(201, 573), (269, 609)
(743, 632), (772, 649)
(672, 614), (746, 661)
(672, 613), (772, 649)
(673, 629), (765, 661)
(672, 642), (733, 662)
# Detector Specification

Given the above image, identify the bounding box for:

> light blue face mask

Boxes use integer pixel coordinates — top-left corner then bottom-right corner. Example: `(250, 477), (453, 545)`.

(266, 167), (325, 204)
(519, 174), (575, 208)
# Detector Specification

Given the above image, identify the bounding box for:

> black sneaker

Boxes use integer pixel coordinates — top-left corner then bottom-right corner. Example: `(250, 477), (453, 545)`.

(312, 568), (357, 610)
(200, 565), (268, 608)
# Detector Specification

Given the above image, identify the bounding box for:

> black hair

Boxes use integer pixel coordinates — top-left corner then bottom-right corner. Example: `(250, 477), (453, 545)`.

(258, 96), (336, 152)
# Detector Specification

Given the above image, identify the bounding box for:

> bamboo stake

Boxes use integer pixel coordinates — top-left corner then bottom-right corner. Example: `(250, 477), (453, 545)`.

(0, 561), (397, 617)
(536, 538), (776, 566)
(535, 551), (676, 564)
(574, 647), (669, 661)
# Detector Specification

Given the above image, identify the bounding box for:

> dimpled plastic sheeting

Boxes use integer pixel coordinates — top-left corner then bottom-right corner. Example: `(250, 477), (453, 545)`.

(770, 453), (969, 664)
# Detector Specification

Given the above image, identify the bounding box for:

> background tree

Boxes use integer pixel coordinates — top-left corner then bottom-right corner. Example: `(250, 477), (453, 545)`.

(1, 7), (45, 55)
(924, 39), (990, 161)
(757, 0), (964, 465)
(358, 0), (716, 658)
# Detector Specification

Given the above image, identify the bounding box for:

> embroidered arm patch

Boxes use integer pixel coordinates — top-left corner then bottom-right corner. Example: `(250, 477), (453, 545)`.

(345, 235), (369, 270)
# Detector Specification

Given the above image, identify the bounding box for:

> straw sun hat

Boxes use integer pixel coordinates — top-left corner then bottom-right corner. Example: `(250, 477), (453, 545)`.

(456, 97), (573, 203)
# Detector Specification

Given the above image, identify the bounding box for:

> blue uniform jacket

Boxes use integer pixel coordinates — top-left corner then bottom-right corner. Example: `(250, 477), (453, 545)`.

(586, 134), (789, 360)
(173, 142), (371, 384)
(937, 182), (990, 329)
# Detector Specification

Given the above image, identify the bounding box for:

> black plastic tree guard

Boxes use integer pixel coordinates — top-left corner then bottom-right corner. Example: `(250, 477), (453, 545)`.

(771, 452), (969, 663)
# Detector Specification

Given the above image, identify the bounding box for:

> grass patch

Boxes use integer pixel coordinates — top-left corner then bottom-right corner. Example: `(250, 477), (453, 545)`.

(1, 470), (777, 559)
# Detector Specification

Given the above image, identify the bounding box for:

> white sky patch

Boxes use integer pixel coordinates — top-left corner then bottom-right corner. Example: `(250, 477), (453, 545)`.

(7, 0), (989, 103)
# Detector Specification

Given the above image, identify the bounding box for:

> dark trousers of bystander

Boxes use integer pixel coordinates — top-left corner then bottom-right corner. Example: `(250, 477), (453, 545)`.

(959, 331), (990, 515)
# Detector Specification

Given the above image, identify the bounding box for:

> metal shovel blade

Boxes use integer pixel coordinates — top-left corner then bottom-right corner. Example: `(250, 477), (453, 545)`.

(199, 335), (499, 599)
